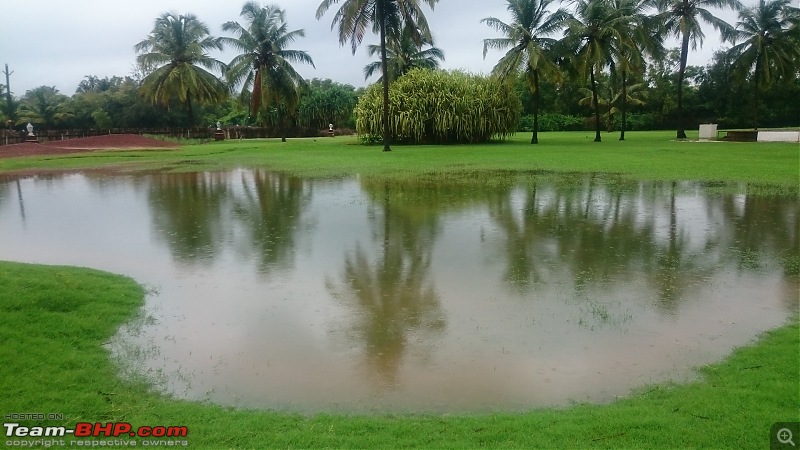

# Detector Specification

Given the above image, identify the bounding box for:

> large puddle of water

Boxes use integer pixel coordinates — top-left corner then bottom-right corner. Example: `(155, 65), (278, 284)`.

(0, 170), (796, 413)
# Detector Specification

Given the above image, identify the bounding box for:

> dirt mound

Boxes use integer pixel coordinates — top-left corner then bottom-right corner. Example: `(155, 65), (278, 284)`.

(0, 134), (179, 159)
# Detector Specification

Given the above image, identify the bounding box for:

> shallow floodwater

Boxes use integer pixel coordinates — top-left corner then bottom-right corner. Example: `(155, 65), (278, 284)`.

(0, 170), (796, 413)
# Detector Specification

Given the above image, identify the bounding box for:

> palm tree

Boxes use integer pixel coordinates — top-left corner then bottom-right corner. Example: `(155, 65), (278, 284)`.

(76, 75), (122, 94)
(15, 86), (70, 128)
(135, 13), (227, 125)
(727, 0), (800, 129)
(654, 0), (740, 139)
(482, 0), (570, 144)
(316, 0), (440, 152)
(363, 23), (445, 82)
(222, 2), (315, 139)
(579, 75), (647, 132)
(609, 0), (664, 140)
(563, 0), (632, 142)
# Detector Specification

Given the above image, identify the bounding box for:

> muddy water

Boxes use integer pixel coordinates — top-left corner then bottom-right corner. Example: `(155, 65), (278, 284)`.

(0, 170), (796, 412)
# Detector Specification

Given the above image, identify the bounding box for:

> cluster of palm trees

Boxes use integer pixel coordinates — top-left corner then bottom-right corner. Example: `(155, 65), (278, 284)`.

(136, 2), (314, 140)
(135, 0), (799, 149)
(482, 0), (799, 143)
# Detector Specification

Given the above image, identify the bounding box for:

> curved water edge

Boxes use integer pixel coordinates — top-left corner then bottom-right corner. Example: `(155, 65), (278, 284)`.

(0, 169), (797, 413)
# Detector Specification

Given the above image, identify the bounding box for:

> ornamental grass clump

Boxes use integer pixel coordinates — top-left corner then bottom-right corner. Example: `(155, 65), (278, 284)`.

(355, 69), (522, 144)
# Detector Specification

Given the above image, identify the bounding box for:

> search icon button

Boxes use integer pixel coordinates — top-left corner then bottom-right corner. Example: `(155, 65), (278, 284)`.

(778, 428), (796, 447)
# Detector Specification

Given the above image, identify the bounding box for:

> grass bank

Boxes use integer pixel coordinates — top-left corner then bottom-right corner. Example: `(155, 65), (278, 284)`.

(1, 261), (797, 448)
(0, 131), (797, 191)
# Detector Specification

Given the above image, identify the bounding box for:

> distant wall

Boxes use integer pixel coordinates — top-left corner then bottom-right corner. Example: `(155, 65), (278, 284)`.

(756, 131), (800, 143)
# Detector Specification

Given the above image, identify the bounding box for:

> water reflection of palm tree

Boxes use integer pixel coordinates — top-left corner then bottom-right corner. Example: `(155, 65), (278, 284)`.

(489, 178), (715, 317)
(487, 184), (551, 292)
(232, 170), (310, 274)
(605, 181), (716, 314)
(490, 179), (652, 292)
(717, 190), (799, 308)
(329, 181), (448, 386)
(0, 177), (9, 211)
(646, 181), (697, 314)
(148, 172), (230, 264)
(722, 193), (799, 272)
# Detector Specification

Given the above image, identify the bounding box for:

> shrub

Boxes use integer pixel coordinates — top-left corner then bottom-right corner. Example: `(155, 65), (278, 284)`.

(355, 69), (521, 144)
(518, 113), (586, 132)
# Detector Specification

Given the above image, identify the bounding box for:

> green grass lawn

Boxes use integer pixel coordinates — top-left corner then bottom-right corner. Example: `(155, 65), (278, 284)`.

(0, 261), (796, 449)
(1, 131), (798, 448)
(1, 131), (798, 190)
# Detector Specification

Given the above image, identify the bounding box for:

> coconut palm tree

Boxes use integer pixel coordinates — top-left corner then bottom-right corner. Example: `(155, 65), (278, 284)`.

(579, 75), (648, 132)
(15, 86), (70, 128)
(608, 0), (664, 140)
(563, 0), (633, 142)
(316, 0), (440, 152)
(482, 0), (570, 144)
(363, 23), (445, 82)
(135, 12), (227, 125)
(654, 0), (740, 139)
(726, 0), (800, 129)
(222, 2), (315, 138)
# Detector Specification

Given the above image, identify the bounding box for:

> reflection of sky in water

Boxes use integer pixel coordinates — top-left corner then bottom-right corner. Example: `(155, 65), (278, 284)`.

(0, 171), (796, 413)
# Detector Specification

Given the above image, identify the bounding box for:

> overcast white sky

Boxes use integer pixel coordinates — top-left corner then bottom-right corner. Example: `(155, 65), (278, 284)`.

(0, 0), (751, 97)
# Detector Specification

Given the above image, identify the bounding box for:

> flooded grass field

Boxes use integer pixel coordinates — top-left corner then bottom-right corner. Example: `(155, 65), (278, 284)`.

(0, 169), (796, 413)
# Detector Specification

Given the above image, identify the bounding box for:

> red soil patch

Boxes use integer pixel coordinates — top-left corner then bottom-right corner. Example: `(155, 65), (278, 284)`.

(0, 134), (179, 159)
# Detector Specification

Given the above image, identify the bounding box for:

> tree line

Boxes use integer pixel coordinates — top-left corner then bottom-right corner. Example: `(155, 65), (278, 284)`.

(1, 0), (798, 146)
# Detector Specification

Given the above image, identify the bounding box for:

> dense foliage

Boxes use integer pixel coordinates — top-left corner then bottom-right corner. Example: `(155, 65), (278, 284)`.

(355, 69), (521, 144)
(297, 79), (360, 129)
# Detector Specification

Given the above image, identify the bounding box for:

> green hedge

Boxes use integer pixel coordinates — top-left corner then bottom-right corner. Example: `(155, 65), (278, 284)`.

(518, 113), (586, 132)
(517, 113), (679, 132)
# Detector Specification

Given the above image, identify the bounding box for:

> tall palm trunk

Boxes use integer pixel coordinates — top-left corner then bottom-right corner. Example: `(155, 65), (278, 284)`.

(532, 70), (540, 144)
(186, 90), (194, 125)
(676, 26), (690, 139)
(619, 70), (627, 141)
(379, 6), (391, 152)
(590, 67), (601, 142)
(753, 59), (761, 130)
(607, 84), (614, 132)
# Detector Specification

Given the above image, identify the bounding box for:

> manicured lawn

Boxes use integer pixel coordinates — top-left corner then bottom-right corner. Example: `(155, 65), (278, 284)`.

(1, 131), (798, 190)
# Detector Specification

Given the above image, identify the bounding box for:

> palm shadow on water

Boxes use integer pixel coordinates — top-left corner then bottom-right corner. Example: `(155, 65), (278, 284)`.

(146, 170), (310, 276)
(487, 177), (673, 325)
(148, 172), (230, 265)
(326, 180), (463, 387)
(717, 191), (800, 312)
(0, 177), (22, 222)
(487, 177), (799, 324)
(323, 175), (799, 387)
(231, 170), (311, 275)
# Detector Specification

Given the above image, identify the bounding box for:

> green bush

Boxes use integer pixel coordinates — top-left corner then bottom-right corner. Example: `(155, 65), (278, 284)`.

(616, 113), (662, 131)
(519, 113), (586, 132)
(355, 69), (521, 144)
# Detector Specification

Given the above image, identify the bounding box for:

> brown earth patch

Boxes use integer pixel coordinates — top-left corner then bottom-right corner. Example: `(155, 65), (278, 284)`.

(0, 134), (179, 159)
